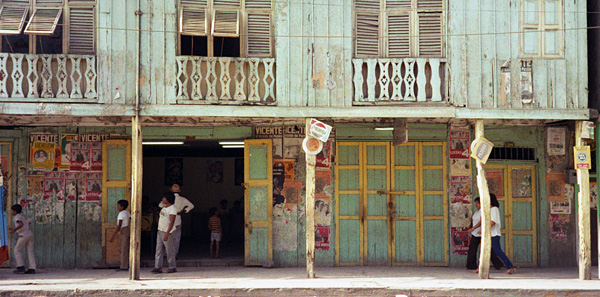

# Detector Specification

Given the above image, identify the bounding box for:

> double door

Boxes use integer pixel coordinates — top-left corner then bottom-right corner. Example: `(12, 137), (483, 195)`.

(336, 142), (447, 266)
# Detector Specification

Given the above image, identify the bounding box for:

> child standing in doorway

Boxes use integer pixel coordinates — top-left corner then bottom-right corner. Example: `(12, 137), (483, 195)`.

(8, 204), (36, 274)
(208, 207), (221, 258)
(109, 199), (130, 271)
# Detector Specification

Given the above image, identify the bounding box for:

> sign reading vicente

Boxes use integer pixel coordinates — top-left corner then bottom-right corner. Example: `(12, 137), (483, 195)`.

(308, 119), (332, 142)
(574, 146), (591, 169)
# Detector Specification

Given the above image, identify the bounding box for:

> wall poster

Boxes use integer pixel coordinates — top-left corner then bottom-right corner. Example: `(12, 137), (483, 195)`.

(451, 227), (470, 255)
(547, 127), (565, 156)
(449, 131), (470, 159)
(43, 172), (64, 200)
(315, 226), (330, 251)
(546, 173), (565, 202)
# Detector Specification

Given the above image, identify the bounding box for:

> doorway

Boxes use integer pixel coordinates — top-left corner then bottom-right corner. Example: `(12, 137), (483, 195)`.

(335, 142), (448, 266)
(140, 140), (246, 262)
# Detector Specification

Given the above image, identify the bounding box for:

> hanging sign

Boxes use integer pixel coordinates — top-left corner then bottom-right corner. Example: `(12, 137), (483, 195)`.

(302, 136), (323, 155)
(580, 121), (595, 139)
(470, 137), (494, 164)
(574, 146), (591, 169)
(307, 119), (332, 142)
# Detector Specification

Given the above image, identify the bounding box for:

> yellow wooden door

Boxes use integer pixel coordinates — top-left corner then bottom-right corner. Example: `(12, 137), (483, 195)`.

(102, 140), (131, 267)
(485, 164), (537, 267)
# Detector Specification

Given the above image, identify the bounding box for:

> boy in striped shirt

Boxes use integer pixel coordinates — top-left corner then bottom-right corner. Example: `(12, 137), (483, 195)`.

(208, 207), (221, 258)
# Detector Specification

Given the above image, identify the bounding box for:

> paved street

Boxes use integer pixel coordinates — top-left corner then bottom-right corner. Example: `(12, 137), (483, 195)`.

(1, 266), (600, 297)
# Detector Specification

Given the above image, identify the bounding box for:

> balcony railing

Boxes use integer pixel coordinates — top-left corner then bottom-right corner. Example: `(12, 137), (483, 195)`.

(0, 54), (97, 100)
(175, 57), (276, 104)
(352, 58), (445, 104)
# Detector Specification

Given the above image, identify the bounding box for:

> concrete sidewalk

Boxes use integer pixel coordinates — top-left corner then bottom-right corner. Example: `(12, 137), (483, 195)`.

(1, 266), (600, 297)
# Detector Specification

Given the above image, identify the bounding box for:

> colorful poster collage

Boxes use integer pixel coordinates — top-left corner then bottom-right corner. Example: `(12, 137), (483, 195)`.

(449, 130), (472, 255)
(29, 133), (110, 204)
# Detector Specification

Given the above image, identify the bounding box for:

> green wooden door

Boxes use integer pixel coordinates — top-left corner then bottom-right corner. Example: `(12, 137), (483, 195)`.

(485, 165), (537, 267)
(101, 140), (131, 268)
(244, 139), (272, 266)
(337, 142), (447, 266)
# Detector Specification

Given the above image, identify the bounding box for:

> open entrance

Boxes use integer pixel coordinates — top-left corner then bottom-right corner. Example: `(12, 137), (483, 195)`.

(140, 140), (245, 264)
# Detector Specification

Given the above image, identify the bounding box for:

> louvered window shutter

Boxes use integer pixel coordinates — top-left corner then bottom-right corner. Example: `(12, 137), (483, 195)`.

(355, 13), (379, 57)
(68, 6), (94, 54)
(180, 6), (207, 36)
(24, 7), (62, 35)
(0, 5), (29, 35)
(213, 0), (240, 8)
(212, 9), (239, 36)
(246, 12), (271, 56)
(245, 0), (271, 10)
(180, 0), (208, 6)
(417, 13), (442, 57)
(387, 13), (410, 57)
(386, 0), (411, 9)
(416, 0), (443, 10)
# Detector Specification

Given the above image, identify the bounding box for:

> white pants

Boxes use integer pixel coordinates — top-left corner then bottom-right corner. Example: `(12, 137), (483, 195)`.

(14, 234), (36, 270)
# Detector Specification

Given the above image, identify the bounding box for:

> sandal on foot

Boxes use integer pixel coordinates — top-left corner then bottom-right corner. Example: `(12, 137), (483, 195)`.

(505, 268), (516, 274)
(151, 268), (163, 273)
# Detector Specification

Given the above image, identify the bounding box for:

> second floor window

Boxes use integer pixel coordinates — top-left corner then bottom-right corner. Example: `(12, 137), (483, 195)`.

(178, 0), (273, 57)
(354, 0), (445, 58)
(0, 0), (95, 55)
(521, 0), (563, 58)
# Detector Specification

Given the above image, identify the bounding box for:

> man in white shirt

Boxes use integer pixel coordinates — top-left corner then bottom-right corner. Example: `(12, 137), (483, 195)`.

(159, 183), (194, 258)
(152, 192), (178, 273)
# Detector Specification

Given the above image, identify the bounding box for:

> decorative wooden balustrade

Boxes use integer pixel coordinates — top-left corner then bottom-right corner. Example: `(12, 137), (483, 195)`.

(176, 57), (276, 104)
(352, 58), (446, 104)
(0, 54), (97, 100)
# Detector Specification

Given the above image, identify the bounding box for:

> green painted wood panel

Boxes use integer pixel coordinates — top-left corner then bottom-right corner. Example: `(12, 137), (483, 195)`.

(423, 220), (444, 264)
(367, 146), (386, 165)
(422, 145), (443, 165)
(249, 145), (267, 180)
(395, 220), (417, 263)
(394, 169), (415, 191)
(339, 169), (359, 191)
(106, 187), (126, 223)
(248, 227), (269, 263)
(498, 201), (506, 231)
(513, 234), (533, 263)
(76, 202), (102, 268)
(339, 194), (359, 216)
(512, 201), (533, 231)
(249, 186), (268, 221)
(338, 145), (359, 165)
(423, 194), (443, 217)
(367, 169), (386, 191)
(395, 195), (416, 218)
(367, 194), (386, 216)
(339, 220), (360, 264)
(63, 198), (77, 268)
(107, 146), (126, 181)
(422, 169), (443, 191)
(367, 220), (387, 264)
(394, 145), (415, 166)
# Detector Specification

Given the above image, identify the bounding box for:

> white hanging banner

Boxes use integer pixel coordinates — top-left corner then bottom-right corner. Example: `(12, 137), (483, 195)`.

(307, 119), (332, 142)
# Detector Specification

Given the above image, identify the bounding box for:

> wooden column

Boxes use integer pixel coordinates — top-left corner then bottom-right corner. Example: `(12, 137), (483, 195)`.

(575, 121), (591, 280)
(596, 120), (600, 279)
(305, 119), (316, 279)
(474, 120), (491, 279)
(129, 115), (143, 280)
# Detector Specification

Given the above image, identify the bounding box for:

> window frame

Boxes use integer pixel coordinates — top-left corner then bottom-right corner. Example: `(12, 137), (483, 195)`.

(0, 0), (96, 54)
(354, 0), (446, 58)
(177, 0), (273, 58)
(520, 0), (563, 58)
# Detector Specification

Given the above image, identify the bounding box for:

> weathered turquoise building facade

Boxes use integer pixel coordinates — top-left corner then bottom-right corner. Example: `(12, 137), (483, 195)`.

(0, 0), (592, 269)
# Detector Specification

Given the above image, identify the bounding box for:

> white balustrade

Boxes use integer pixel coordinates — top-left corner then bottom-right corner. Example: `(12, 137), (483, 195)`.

(0, 53), (97, 100)
(352, 58), (446, 103)
(175, 56), (276, 103)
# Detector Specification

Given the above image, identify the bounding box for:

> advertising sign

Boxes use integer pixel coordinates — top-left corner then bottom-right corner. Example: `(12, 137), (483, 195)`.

(574, 146), (591, 169)
(308, 119), (332, 142)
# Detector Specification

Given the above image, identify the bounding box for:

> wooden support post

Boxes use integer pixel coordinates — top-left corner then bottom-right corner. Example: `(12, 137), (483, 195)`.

(474, 120), (491, 279)
(305, 119), (316, 279)
(575, 121), (591, 280)
(596, 120), (600, 279)
(129, 115), (143, 280)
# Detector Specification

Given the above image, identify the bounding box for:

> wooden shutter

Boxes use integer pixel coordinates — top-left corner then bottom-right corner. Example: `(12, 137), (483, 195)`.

(3, 0), (30, 4)
(246, 12), (271, 56)
(0, 5), (29, 35)
(24, 7), (62, 35)
(213, 0), (240, 7)
(212, 9), (239, 37)
(68, 7), (94, 54)
(416, 0), (443, 10)
(386, 0), (411, 9)
(387, 13), (410, 57)
(180, 6), (207, 36)
(180, 0), (208, 5)
(245, 0), (271, 10)
(355, 0), (380, 11)
(35, 0), (63, 5)
(355, 13), (379, 57)
(417, 13), (442, 57)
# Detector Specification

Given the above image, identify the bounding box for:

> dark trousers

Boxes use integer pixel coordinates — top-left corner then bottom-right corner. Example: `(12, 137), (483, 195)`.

(466, 235), (504, 270)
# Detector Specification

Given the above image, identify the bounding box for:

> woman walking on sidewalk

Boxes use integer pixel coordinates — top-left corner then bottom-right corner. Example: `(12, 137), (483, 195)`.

(474, 193), (516, 274)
